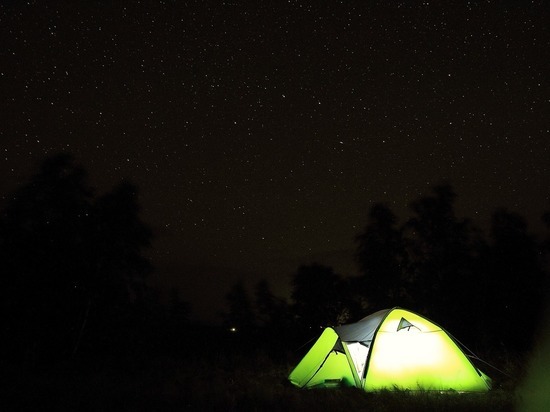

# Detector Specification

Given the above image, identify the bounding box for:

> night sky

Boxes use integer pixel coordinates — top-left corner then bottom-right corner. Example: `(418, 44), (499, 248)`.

(2, 1), (548, 321)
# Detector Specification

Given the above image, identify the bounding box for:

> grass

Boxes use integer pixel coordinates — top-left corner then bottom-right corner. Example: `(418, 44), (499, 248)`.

(160, 352), (518, 411)
(3, 324), (530, 412)
(1, 350), (521, 412)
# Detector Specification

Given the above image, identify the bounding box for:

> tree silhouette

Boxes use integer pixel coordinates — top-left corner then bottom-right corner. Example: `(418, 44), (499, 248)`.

(291, 263), (351, 328)
(0, 154), (153, 363)
(76, 181), (153, 354)
(254, 278), (288, 330)
(1, 154), (94, 362)
(480, 208), (545, 351)
(355, 203), (405, 310)
(223, 281), (256, 333)
(401, 184), (481, 337)
(88, 181), (152, 305)
(169, 287), (191, 326)
(161, 287), (192, 354)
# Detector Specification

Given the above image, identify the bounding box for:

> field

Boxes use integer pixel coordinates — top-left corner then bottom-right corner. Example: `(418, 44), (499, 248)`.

(2, 344), (522, 412)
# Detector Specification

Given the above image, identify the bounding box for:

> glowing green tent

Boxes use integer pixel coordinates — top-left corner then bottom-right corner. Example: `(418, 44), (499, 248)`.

(288, 308), (491, 392)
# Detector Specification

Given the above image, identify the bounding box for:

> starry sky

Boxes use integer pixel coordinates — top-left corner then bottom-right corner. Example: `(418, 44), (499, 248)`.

(1, 1), (549, 321)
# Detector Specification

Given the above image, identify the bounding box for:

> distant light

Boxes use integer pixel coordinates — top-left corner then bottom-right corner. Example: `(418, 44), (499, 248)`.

(229, 327), (237, 333)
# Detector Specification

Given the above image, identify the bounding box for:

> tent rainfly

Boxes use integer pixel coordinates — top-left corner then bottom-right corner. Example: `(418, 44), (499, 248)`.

(288, 307), (491, 392)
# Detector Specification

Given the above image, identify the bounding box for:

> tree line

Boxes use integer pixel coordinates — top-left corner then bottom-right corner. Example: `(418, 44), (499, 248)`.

(1, 154), (548, 368)
(225, 184), (550, 354)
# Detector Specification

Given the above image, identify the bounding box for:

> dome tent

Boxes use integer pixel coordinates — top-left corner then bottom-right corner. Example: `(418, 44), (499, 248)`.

(288, 308), (491, 392)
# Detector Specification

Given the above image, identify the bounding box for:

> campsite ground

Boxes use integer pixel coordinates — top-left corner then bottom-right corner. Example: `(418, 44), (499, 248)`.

(2, 343), (521, 411)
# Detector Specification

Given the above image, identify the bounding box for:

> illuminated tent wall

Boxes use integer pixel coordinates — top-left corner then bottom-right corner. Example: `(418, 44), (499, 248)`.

(288, 308), (491, 392)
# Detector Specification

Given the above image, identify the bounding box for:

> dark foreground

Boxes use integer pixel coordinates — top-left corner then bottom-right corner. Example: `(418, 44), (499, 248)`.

(1, 350), (523, 412)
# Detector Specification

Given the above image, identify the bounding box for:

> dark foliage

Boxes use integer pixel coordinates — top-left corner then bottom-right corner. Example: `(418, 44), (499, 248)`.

(223, 280), (256, 333)
(2, 152), (547, 378)
(401, 184), (485, 341)
(479, 209), (546, 351)
(355, 203), (405, 310)
(283, 183), (548, 356)
(0, 154), (154, 365)
(291, 263), (355, 328)
(352, 184), (549, 353)
(254, 278), (291, 332)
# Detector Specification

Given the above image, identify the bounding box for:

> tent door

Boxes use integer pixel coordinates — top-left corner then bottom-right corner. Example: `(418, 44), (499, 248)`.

(345, 342), (370, 380)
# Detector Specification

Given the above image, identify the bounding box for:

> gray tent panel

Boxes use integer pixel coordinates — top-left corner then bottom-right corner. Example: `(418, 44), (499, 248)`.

(335, 309), (391, 344)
